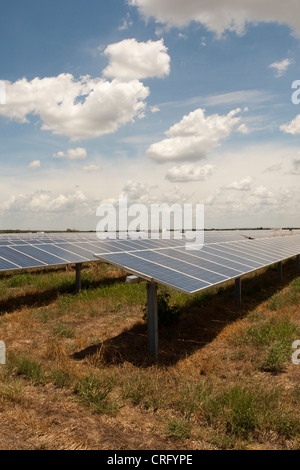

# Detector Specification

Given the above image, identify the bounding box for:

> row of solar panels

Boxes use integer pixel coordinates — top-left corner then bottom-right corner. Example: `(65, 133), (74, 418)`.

(0, 229), (298, 246)
(95, 234), (300, 294)
(0, 231), (299, 294)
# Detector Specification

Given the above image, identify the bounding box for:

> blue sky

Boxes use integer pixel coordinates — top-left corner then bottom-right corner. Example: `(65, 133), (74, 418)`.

(0, 0), (300, 230)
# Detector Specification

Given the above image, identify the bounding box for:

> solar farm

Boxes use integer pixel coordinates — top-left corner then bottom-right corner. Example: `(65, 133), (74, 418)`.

(0, 229), (299, 357)
(0, 229), (300, 450)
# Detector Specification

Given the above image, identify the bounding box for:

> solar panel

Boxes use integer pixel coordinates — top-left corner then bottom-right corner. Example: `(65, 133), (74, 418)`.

(95, 232), (300, 294)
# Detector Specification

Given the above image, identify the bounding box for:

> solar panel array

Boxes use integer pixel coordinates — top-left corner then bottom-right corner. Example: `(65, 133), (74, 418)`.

(95, 232), (300, 294)
(0, 230), (298, 295)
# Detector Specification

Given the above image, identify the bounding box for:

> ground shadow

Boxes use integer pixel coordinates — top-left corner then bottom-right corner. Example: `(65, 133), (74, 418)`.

(72, 259), (300, 367)
(0, 272), (127, 315)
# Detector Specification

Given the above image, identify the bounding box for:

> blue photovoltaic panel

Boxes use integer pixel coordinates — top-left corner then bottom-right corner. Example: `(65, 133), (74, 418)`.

(208, 244), (271, 265)
(166, 248), (244, 277)
(35, 244), (89, 263)
(202, 245), (263, 269)
(14, 245), (72, 266)
(127, 249), (229, 285)
(98, 251), (212, 293)
(0, 247), (46, 268)
(0, 256), (20, 270)
(175, 247), (251, 272)
(95, 233), (300, 294)
(67, 241), (113, 254)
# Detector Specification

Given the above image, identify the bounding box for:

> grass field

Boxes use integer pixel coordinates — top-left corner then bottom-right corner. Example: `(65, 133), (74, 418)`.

(0, 259), (300, 450)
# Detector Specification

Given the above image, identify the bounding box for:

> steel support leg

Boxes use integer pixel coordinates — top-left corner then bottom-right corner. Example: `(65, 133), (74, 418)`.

(235, 277), (242, 306)
(76, 263), (82, 292)
(147, 282), (158, 358)
(296, 255), (300, 272)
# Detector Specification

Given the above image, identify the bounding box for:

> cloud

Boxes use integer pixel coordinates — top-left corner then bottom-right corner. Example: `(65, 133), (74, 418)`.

(290, 155), (300, 174)
(122, 180), (150, 202)
(249, 185), (277, 206)
(147, 108), (242, 163)
(118, 13), (133, 31)
(262, 162), (283, 173)
(102, 179), (192, 206)
(178, 33), (188, 40)
(129, 0), (300, 37)
(237, 123), (250, 134)
(0, 74), (149, 140)
(204, 90), (273, 106)
(53, 147), (87, 160)
(103, 38), (170, 81)
(280, 115), (300, 135)
(150, 105), (160, 113)
(204, 185), (296, 222)
(225, 176), (253, 191)
(82, 164), (102, 172)
(165, 163), (215, 182)
(269, 58), (293, 77)
(3, 189), (91, 213)
(28, 160), (41, 170)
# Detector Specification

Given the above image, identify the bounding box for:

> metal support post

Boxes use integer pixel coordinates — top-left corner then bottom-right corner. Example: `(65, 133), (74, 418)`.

(235, 277), (242, 306)
(146, 282), (158, 358)
(296, 255), (300, 272)
(76, 263), (82, 292)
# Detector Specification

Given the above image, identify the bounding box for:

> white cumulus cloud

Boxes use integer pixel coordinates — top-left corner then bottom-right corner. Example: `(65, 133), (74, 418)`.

(290, 155), (300, 175)
(0, 74), (149, 140)
(103, 38), (170, 81)
(3, 189), (91, 213)
(280, 115), (300, 135)
(150, 105), (160, 113)
(225, 176), (253, 191)
(269, 58), (293, 77)
(147, 108), (242, 163)
(28, 160), (41, 170)
(130, 0), (300, 37)
(53, 147), (87, 160)
(165, 164), (215, 182)
(82, 164), (102, 172)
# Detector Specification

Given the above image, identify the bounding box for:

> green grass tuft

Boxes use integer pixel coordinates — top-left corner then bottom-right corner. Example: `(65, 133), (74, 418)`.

(73, 374), (120, 416)
(9, 355), (45, 385)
